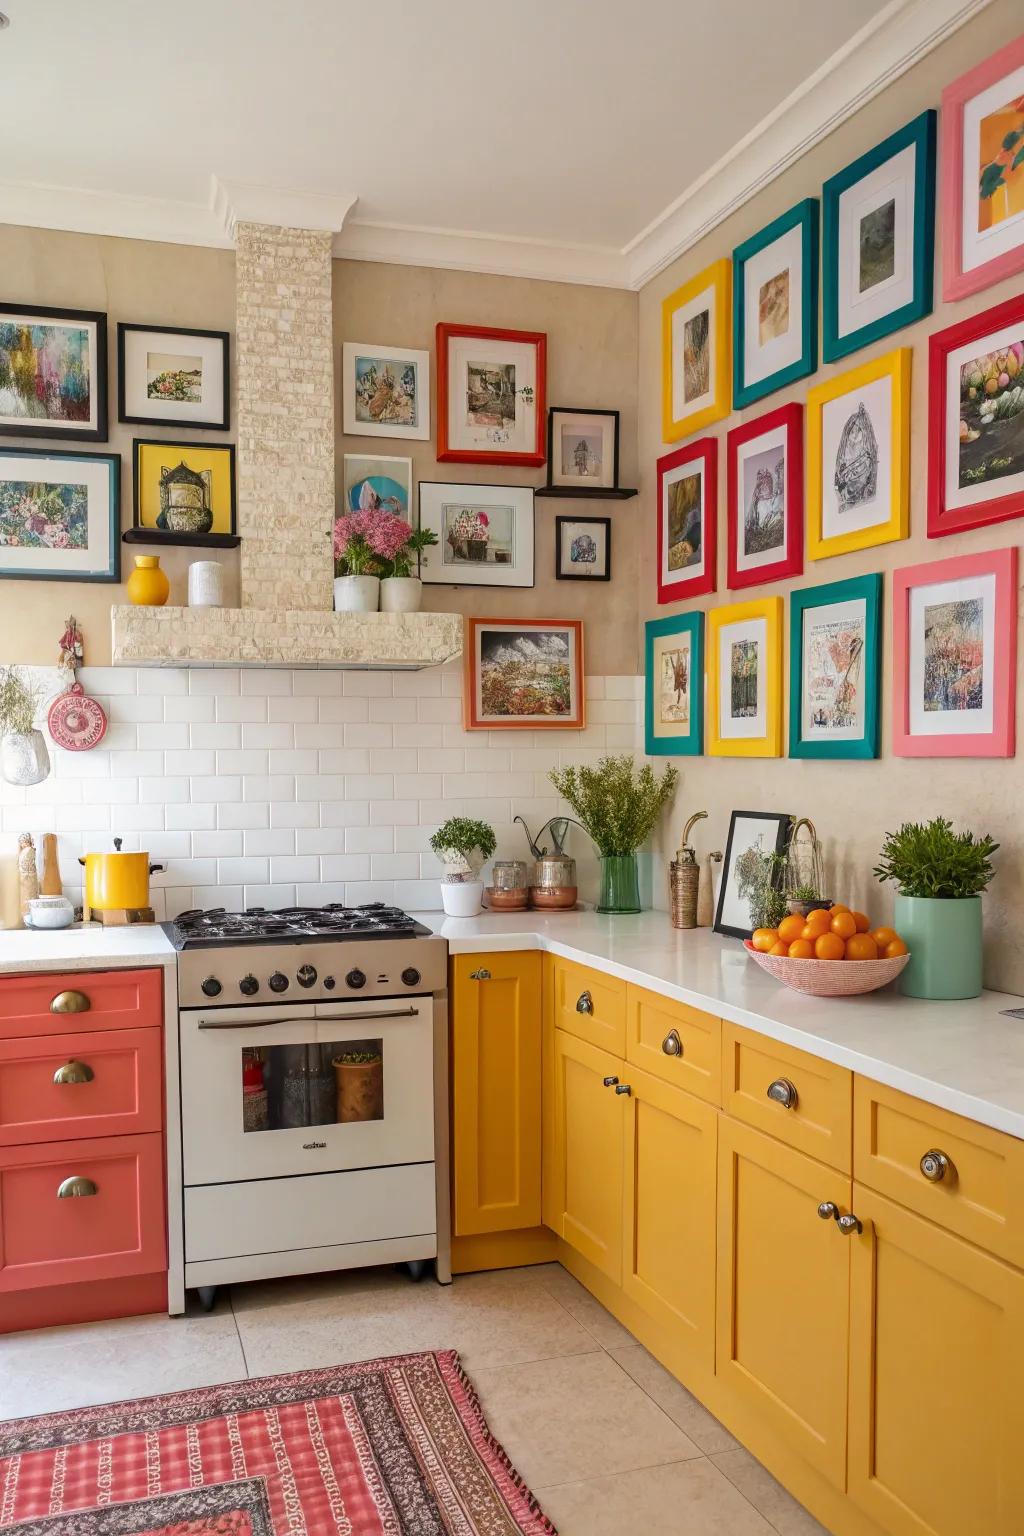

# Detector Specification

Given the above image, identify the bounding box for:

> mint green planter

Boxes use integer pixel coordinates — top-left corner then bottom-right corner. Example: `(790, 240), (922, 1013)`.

(597, 854), (641, 914)
(893, 894), (983, 999)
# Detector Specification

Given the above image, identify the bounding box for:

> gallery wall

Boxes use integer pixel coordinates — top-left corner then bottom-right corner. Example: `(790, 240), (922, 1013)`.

(636, 0), (1024, 992)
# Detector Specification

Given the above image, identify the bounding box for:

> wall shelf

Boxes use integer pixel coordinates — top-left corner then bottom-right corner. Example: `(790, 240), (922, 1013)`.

(122, 529), (241, 549)
(534, 486), (638, 500)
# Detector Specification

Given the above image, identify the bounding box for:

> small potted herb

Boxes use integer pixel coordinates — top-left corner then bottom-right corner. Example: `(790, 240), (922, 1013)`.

(548, 755), (678, 913)
(430, 817), (497, 916)
(0, 667), (49, 787)
(874, 817), (998, 998)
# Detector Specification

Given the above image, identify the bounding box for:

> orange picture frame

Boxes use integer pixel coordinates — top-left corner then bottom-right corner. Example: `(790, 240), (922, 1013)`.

(464, 617), (585, 731)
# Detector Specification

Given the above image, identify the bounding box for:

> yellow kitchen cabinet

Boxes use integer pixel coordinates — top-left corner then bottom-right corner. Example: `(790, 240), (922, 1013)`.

(848, 1184), (1024, 1536)
(550, 1027), (625, 1283)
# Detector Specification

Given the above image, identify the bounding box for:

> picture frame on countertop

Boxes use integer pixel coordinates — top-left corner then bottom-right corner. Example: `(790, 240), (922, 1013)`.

(418, 480), (534, 588)
(644, 610), (704, 756)
(726, 402), (803, 590)
(342, 341), (430, 441)
(706, 595), (783, 758)
(662, 258), (731, 442)
(0, 302), (107, 442)
(436, 323), (546, 466)
(117, 322), (230, 431)
(714, 809), (793, 940)
(133, 438), (236, 538)
(0, 447), (120, 582)
(464, 617), (584, 730)
(342, 452), (413, 518)
(789, 572), (882, 760)
(656, 436), (717, 604)
(555, 515), (610, 581)
(545, 407), (619, 491)
(732, 198), (818, 408)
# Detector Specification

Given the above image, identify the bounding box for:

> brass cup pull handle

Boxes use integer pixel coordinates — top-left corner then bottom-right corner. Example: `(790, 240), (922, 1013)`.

(57, 1175), (98, 1199)
(661, 1029), (683, 1057)
(469, 969), (491, 981)
(53, 1060), (95, 1086)
(602, 1075), (619, 1088)
(920, 1149), (953, 1182)
(767, 1077), (798, 1110)
(576, 990), (594, 1014)
(614, 1082), (632, 1096)
(50, 990), (91, 1015)
(836, 1213), (863, 1235)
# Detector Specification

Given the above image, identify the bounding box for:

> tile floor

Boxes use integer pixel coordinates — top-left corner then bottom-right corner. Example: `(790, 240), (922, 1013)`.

(0, 1263), (830, 1535)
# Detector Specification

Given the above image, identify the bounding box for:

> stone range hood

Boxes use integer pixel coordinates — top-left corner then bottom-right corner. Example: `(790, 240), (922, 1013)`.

(112, 215), (461, 672)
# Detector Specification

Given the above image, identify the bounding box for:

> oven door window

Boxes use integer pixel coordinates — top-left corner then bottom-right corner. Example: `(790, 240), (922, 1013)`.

(243, 1039), (383, 1133)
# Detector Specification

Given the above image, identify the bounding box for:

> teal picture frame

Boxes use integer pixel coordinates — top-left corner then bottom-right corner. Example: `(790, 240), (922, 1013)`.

(789, 573), (882, 760)
(732, 198), (818, 410)
(822, 110), (935, 363)
(645, 611), (704, 756)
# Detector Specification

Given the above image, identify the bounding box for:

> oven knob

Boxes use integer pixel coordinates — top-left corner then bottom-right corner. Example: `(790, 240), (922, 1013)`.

(201, 976), (222, 997)
(297, 964), (317, 989)
(401, 967), (421, 987)
(239, 974), (259, 996)
(268, 971), (289, 993)
(346, 967), (367, 990)
(323, 975), (336, 990)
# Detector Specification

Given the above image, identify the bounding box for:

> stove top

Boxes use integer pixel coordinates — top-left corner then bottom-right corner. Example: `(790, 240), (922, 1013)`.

(164, 902), (433, 950)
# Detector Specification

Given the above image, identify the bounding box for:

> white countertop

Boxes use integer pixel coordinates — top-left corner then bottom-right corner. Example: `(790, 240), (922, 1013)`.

(0, 923), (176, 974)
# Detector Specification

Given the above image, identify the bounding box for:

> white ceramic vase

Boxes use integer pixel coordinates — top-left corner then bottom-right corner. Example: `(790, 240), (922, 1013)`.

(1, 730), (51, 787)
(188, 560), (225, 607)
(334, 575), (380, 613)
(380, 576), (423, 614)
(440, 880), (484, 917)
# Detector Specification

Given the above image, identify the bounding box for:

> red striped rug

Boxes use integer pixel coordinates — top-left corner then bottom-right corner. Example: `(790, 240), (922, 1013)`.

(0, 1350), (556, 1535)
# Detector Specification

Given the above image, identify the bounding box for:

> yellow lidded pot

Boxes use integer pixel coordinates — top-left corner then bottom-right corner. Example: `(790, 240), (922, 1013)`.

(78, 838), (164, 911)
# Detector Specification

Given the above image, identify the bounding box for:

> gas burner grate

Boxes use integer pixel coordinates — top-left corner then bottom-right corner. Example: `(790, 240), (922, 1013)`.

(163, 901), (430, 950)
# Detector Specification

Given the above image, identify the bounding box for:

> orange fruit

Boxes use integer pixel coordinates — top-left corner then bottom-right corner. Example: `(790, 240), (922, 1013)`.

(751, 928), (778, 953)
(769, 940), (789, 957)
(830, 910), (858, 940)
(884, 937), (908, 958)
(802, 910), (833, 938)
(830, 903), (850, 914)
(788, 938), (814, 959)
(871, 926), (898, 949)
(815, 931), (846, 961)
(850, 910), (871, 932)
(777, 914), (807, 945)
(845, 933), (879, 961)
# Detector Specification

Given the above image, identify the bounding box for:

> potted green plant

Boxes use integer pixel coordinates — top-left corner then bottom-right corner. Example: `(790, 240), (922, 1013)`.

(430, 817), (497, 916)
(548, 755), (678, 913)
(874, 817), (998, 999)
(0, 667), (49, 787)
(380, 525), (439, 614)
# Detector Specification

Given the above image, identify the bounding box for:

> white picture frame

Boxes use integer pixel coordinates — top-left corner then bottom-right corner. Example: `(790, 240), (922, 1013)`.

(418, 481), (534, 587)
(342, 341), (430, 441)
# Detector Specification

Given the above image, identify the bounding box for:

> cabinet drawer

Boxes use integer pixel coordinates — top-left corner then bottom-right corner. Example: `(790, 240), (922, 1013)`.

(0, 1132), (166, 1291)
(552, 958), (625, 1055)
(722, 1021), (851, 1173)
(854, 1077), (1024, 1268)
(0, 1027), (163, 1148)
(626, 985), (720, 1104)
(0, 969), (163, 1040)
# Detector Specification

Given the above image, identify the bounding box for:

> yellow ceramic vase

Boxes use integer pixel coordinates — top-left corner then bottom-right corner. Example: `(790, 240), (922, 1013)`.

(127, 554), (170, 607)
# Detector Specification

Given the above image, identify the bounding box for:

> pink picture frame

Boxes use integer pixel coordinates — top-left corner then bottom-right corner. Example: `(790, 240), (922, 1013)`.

(893, 547), (1017, 758)
(941, 35), (1024, 302)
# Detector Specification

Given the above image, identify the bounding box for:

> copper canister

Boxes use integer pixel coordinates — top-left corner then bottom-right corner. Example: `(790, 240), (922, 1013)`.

(529, 850), (577, 910)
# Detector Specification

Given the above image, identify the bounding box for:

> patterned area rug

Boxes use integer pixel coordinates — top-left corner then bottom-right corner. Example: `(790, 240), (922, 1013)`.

(0, 1351), (556, 1535)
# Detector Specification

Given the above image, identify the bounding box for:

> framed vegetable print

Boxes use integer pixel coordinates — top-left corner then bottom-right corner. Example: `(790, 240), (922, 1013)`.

(342, 341), (430, 441)
(822, 111), (935, 362)
(807, 347), (911, 561)
(656, 437), (716, 604)
(726, 403), (803, 590)
(464, 618), (584, 730)
(941, 35), (1024, 301)
(733, 199), (818, 408)
(661, 259), (731, 442)
(0, 447), (120, 582)
(645, 611), (703, 756)
(789, 573), (882, 760)
(706, 596), (783, 758)
(0, 303), (107, 441)
(714, 810), (793, 939)
(118, 323), (229, 430)
(436, 323), (545, 466)
(927, 290), (1024, 538)
(893, 547), (1016, 759)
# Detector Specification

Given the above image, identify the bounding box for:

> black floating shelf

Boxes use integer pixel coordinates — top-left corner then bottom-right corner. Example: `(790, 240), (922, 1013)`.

(122, 528), (241, 549)
(535, 485), (638, 500)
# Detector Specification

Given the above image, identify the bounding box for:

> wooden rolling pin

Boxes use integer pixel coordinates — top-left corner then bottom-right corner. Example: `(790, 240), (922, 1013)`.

(40, 833), (63, 896)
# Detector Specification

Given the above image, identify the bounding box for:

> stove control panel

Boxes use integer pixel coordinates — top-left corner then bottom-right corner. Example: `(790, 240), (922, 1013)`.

(177, 936), (448, 1009)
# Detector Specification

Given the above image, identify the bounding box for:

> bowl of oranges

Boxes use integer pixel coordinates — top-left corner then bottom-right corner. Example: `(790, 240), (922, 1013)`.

(743, 905), (909, 996)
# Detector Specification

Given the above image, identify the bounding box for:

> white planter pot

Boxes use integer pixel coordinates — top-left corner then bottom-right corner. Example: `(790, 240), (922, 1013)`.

(334, 575), (380, 613)
(440, 880), (484, 917)
(380, 576), (423, 614)
(1, 730), (50, 787)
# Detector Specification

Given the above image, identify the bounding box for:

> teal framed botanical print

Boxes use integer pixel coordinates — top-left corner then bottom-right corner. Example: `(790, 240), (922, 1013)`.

(732, 199), (818, 410)
(822, 110), (936, 363)
(645, 611), (704, 756)
(788, 573), (882, 759)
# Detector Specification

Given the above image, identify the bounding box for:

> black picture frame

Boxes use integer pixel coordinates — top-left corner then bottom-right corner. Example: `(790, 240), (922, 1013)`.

(117, 322), (230, 431)
(132, 437), (237, 542)
(714, 810), (794, 940)
(0, 446), (120, 582)
(545, 406), (620, 489)
(555, 514), (611, 581)
(0, 302), (108, 442)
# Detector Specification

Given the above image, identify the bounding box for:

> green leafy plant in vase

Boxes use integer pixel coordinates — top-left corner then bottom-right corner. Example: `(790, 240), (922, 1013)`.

(430, 817), (497, 917)
(548, 755), (678, 913)
(0, 666), (49, 787)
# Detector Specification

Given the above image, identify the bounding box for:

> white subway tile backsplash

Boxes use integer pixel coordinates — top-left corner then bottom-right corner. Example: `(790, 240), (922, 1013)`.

(140, 777), (190, 804)
(243, 883), (297, 909)
(81, 779), (139, 805)
(166, 803), (217, 831)
(370, 853), (419, 880)
(191, 724), (243, 750)
(241, 670), (292, 695)
(217, 802), (270, 831)
(372, 799), (419, 826)
(55, 752), (111, 779)
(368, 697), (417, 724)
(342, 723), (392, 749)
(320, 854), (371, 881)
(267, 696), (317, 724)
(606, 675), (643, 700)
(270, 802), (319, 829)
(244, 775), (294, 802)
(78, 667), (137, 696)
(417, 697), (461, 723)
(217, 749), (270, 776)
(217, 697), (268, 724)
(115, 695), (165, 724)
(343, 673), (393, 697)
(296, 882), (347, 904)
(141, 724), (191, 750)
(191, 775), (243, 803)
(111, 804), (166, 832)
(293, 671), (342, 696)
(165, 749), (217, 777)
(317, 749), (370, 775)
(191, 668), (239, 695)
(268, 748), (318, 775)
(296, 827), (347, 854)
(145, 669), (189, 695)
(245, 828), (297, 857)
(110, 750), (163, 777)
(219, 856), (269, 886)
(319, 696), (369, 723)
(196, 830), (244, 857)
(165, 695), (217, 724)
(320, 800), (370, 828)
(345, 826), (394, 854)
(269, 855), (319, 882)
(244, 723), (297, 749)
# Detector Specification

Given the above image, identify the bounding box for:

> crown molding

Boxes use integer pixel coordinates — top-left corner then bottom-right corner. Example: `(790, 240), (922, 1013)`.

(0, 178), (231, 248)
(209, 176), (357, 239)
(334, 218), (627, 288)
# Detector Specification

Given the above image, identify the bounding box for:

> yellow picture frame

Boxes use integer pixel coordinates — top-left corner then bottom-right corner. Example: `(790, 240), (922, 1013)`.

(806, 347), (911, 561)
(133, 438), (236, 537)
(706, 596), (783, 757)
(662, 258), (732, 443)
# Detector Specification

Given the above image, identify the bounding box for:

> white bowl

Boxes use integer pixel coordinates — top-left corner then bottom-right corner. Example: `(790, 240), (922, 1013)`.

(26, 895), (75, 930)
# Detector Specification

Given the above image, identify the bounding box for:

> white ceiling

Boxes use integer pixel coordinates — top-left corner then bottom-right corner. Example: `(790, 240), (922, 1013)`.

(0, 0), (988, 286)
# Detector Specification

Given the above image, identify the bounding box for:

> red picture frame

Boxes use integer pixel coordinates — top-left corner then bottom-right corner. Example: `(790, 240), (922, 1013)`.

(927, 291), (1024, 538)
(463, 617), (585, 731)
(725, 402), (803, 590)
(656, 437), (717, 605)
(436, 323), (546, 466)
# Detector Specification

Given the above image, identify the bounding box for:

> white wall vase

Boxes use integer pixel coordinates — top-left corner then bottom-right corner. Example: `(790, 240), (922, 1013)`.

(1, 730), (51, 787)
(440, 879), (484, 917)
(380, 576), (423, 614)
(334, 575), (380, 613)
(188, 560), (225, 608)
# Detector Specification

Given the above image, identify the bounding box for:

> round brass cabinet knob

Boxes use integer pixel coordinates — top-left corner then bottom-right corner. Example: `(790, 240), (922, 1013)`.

(920, 1149), (953, 1183)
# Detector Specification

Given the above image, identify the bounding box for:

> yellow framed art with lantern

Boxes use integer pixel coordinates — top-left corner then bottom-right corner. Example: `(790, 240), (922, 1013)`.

(806, 347), (911, 561)
(662, 259), (731, 443)
(706, 596), (783, 757)
(132, 438), (237, 538)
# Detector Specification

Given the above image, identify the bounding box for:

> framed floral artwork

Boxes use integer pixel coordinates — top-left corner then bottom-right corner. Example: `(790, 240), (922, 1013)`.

(726, 403), (803, 590)
(0, 448), (120, 582)
(706, 596), (783, 758)
(118, 323), (229, 431)
(789, 573), (882, 760)
(555, 516), (610, 581)
(342, 453), (412, 517)
(436, 323), (545, 466)
(656, 437), (717, 604)
(341, 341), (430, 441)
(0, 303), (107, 441)
(714, 810), (793, 939)
(807, 347), (911, 561)
(893, 547), (1016, 758)
(133, 439), (236, 538)
(464, 618), (584, 730)
(927, 290), (1024, 538)
(822, 111), (935, 362)
(661, 259), (731, 442)
(545, 407), (619, 491)
(644, 611), (703, 756)
(418, 481), (534, 587)
(732, 199), (818, 408)
(941, 35), (1024, 301)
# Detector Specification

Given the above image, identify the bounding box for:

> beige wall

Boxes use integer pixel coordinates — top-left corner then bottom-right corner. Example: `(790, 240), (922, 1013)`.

(637, 0), (1024, 991)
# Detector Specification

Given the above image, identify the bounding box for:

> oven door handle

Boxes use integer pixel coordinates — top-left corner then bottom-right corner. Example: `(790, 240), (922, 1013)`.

(317, 1007), (420, 1023)
(196, 1006), (421, 1030)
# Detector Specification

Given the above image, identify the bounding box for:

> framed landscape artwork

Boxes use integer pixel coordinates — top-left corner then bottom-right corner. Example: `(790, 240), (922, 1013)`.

(0, 448), (119, 582)
(555, 516), (610, 581)
(706, 596), (783, 757)
(133, 439), (236, 537)
(892, 547), (1016, 759)
(342, 453), (412, 517)
(644, 611), (704, 756)
(927, 291), (1024, 538)
(822, 110), (936, 362)
(941, 35), (1024, 301)
(0, 303), (107, 441)
(342, 342), (429, 441)
(436, 323), (545, 466)
(464, 618), (584, 731)
(789, 572), (882, 760)
(732, 199), (818, 408)
(656, 437), (717, 604)
(418, 481), (534, 587)
(661, 259), (731, 442)
(726, 402), (803, 590)
(807, 347), (911, 561)
(118, 323), (229, 430)
(546, 407), (619, 490)
(714, 810), (793, 940)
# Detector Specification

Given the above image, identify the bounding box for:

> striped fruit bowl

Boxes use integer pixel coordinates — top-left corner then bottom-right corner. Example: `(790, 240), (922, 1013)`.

(743, 940), (910, 997)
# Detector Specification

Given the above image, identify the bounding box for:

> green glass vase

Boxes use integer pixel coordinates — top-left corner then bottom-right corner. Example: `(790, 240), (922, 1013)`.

(597, 853), (641, 914)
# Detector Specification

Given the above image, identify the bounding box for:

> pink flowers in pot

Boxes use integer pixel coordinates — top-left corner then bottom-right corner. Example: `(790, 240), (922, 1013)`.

(333, 504), (438, 579)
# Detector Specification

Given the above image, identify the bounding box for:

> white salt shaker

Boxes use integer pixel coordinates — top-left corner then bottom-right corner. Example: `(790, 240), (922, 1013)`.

(188, 560), (225, 608)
